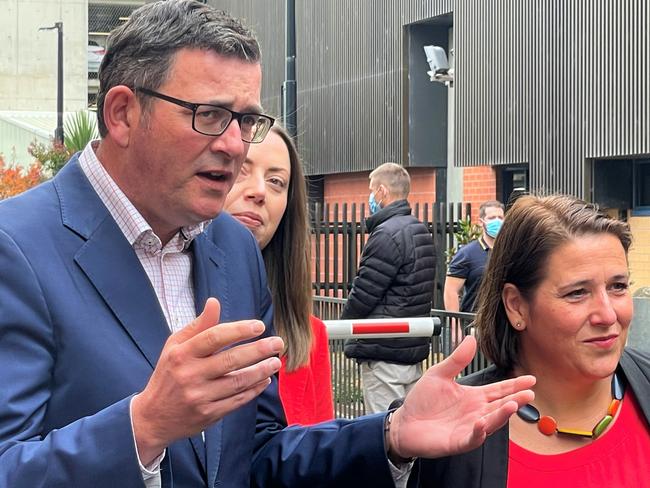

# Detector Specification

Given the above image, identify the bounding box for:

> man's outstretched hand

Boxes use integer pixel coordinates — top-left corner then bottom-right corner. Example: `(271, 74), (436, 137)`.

(387, 336), (535, 461)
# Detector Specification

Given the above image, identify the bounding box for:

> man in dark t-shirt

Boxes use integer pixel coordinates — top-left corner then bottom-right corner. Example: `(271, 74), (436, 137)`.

(447, 236), (490, 312)
(444, 200), (505, 345)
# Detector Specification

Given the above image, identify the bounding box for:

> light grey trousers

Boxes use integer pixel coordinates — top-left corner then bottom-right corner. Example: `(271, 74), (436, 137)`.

(360, 361), (423, 414)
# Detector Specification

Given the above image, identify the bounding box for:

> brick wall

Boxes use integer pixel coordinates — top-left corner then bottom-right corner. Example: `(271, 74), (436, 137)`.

(462, 166), (497, 222)
(323, 167), (437, 217)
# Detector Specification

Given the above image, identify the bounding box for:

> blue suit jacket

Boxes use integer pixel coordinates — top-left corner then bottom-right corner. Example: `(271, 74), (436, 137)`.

(0, 158), (394, 487)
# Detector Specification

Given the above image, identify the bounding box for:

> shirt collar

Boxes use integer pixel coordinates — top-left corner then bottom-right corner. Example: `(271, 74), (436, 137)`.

(478, 235), (490, 251)
(78, 141), (209, 253)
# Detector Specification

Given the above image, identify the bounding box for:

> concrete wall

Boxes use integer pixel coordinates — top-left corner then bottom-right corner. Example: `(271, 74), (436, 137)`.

(0, 0), (88, 112)
(629, 297), (650, 352)
(0, 116), (49, 166)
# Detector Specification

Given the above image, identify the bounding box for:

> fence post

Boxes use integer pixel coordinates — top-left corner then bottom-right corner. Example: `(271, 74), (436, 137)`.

(333, 203), (340, 297)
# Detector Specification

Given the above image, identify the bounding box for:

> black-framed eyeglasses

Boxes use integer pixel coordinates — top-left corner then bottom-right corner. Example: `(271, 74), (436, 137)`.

(135, 87), (275, 144)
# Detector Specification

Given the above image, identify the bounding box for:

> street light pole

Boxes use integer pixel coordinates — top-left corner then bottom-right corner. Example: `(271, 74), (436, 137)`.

(39, 22), (64, 145)
(282, 0), (297, 139)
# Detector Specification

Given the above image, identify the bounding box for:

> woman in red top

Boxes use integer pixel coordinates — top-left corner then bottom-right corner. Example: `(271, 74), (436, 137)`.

(413, 195), (650, 487)
(224, 123), (334, 425)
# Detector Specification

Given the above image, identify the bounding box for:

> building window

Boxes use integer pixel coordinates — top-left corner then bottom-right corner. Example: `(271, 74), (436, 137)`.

(497, 164), (529, 207)
(634, 160), (650, 213)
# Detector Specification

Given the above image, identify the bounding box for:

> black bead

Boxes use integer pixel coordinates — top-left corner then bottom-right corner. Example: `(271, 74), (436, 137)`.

(517, 404), (540, 423)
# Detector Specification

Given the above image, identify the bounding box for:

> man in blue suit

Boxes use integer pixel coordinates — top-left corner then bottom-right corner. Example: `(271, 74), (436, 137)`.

(0, 1), (535, 487)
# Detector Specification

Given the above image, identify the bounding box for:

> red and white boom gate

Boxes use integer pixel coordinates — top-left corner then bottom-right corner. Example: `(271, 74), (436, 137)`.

(323, 317), (441, 340)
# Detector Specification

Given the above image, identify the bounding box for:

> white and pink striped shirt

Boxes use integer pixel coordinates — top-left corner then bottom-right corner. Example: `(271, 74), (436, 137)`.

(79, 142), (208, 333)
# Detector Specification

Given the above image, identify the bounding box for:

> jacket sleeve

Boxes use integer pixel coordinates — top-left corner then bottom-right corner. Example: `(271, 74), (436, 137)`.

(0, 229), (144, 488)
(341, 230), (401, 319)
(252, 412), (396, 488)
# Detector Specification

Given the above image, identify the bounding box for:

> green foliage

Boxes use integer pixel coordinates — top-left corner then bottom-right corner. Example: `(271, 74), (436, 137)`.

(28, 140), (72, 176)
(445, 215), (482, 264)
(27, 111), (99, 177)
(64, 111), (99, 153)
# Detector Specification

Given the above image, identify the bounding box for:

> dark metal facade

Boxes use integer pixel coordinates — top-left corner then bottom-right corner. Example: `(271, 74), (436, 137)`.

(210, 1), (453, 176)
(207, 1), (286, 118)
(456, 0), (650, 197)
(211, 1), (649, 195)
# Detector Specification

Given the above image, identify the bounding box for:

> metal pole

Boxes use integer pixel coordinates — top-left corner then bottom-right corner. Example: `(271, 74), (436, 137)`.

(55, 22), (64, 145)
(39, 22), (64, 144)
(282, 0), (297, 139)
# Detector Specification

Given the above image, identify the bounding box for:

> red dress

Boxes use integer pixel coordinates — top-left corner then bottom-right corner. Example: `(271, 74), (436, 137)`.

(508, 388), (650, 487)
(278, 315), (335, 425)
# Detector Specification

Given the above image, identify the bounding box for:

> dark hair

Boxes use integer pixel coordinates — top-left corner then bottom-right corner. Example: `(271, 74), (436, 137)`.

(475, 194), (632, 371)
(479, 200), (505, 219)
(262, 124), (313, 371)
(97, 0), (260, 137)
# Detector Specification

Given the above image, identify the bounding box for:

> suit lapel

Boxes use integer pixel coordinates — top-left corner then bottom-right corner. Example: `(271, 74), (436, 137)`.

(56, 159), (170, 368)
(56, 160), (208, 481)
(193, 233), (228, 487)
(193, 232), (228, 320)
(74, 216), (170, 368)
(620, 349), (650, 423)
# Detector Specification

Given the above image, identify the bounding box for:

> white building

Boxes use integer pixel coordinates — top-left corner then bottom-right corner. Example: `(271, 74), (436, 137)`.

(0, 0), (144, 166)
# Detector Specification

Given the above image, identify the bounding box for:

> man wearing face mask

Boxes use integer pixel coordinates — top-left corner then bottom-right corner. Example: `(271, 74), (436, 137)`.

(444, 200), (505, 319)
(342, 163), (436, 414)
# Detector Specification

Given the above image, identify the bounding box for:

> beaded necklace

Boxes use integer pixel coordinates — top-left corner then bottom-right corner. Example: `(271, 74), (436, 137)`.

(516, 373), (625, 439)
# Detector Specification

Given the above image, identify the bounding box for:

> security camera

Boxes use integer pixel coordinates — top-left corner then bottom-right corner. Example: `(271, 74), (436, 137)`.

(423, 45), (453, 87)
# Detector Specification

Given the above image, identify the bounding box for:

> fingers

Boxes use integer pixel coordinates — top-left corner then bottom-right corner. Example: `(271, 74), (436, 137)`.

(468, 385), (535, 447)
(196, 336), (284, 379)
(206, 357), (282, 401)
(431, 335), (477, 379)
(171, 297), (222, 345)
(186, 318), (270, 358)
(477, 374), (536, 403)
(471, 399), (521, 442)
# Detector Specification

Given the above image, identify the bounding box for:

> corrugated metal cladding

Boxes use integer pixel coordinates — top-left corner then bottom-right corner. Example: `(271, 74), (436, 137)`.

(456, 0), (649, 197)
(209, 1), (453, 176)
(206, 1), (286, 118)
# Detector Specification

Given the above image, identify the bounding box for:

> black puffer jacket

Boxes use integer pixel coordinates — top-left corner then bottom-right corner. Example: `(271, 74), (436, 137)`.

(342, 200), (436, 364)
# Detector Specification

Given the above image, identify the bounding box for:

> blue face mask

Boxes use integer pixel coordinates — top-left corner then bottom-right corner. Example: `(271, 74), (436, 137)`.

(368, 191), (383, 215)
(485, 218), (503, 238)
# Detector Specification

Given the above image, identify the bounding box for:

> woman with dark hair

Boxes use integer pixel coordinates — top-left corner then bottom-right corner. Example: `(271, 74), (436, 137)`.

(413, 194), (650, 487)
(224, 123), (334, 425)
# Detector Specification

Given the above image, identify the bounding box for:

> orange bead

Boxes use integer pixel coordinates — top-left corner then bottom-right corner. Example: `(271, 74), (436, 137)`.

(607, 399), (621, 417)
(538, 416), (557, 436)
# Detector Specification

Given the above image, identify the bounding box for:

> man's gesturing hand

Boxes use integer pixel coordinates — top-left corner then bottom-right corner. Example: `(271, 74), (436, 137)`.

(386, 336), (535, 461)
(131, 297), (284, 464)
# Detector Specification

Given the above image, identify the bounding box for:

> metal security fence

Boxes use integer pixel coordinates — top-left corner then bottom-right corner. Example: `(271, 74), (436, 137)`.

(310, 201), (472, 309)
(314, 296), (485, 418)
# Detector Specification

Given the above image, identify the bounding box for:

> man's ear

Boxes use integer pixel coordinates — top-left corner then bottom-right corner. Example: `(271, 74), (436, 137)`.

(502, 283), (529, 331)
(102, 86), (141, 148)
(378, 184), (389, 201)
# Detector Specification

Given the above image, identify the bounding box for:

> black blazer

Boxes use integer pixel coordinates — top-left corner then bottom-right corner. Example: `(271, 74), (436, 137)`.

(410, 348), (650, 488)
